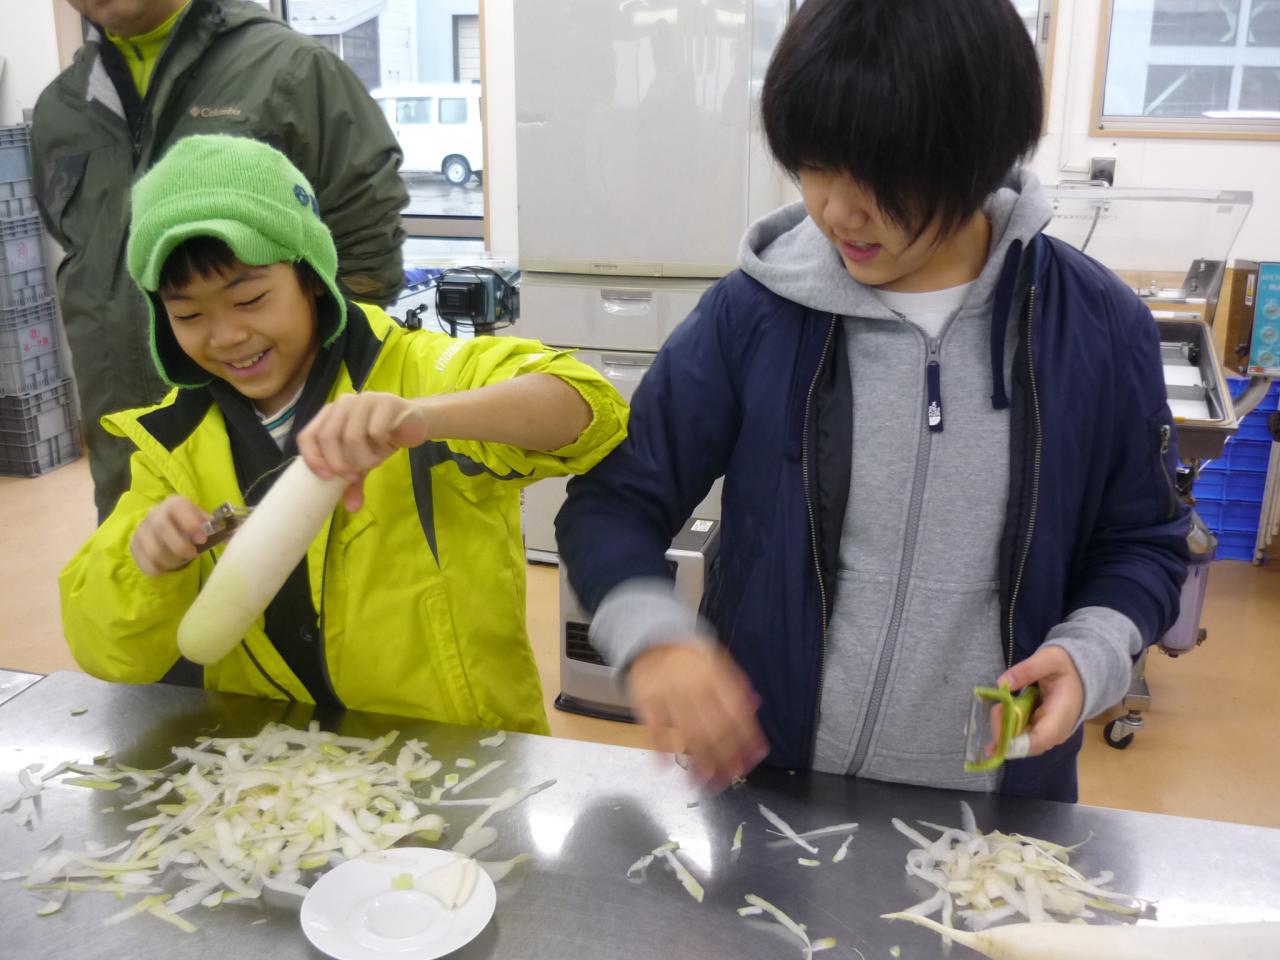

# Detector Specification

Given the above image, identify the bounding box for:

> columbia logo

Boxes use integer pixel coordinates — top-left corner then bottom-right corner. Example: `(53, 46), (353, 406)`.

(928, 401), (942, 427)
(189, 106), (242, 118)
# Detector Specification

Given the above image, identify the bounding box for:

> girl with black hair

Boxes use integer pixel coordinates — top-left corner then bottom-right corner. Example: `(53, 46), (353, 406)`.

(557, 0), (1188, 802)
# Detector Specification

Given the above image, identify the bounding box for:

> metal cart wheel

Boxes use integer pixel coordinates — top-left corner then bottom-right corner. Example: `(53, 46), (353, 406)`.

(1104, 717), (1137, 750)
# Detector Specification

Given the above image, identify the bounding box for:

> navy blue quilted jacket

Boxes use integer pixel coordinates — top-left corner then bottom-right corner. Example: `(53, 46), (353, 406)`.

(557, 232), (1190, 802)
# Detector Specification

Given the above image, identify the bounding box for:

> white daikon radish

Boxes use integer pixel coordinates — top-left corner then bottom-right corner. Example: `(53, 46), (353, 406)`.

(451, 826), (498, 858)
(417, 857), (478, 909)
(757, 804), (819, 855)
(178, 460), (346, 664)
(883, 911), (1280, 959)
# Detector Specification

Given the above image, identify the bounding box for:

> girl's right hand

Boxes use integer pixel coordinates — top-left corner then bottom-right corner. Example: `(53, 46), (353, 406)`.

(627, 642), (770, 790)
(130, 496), (212, 577)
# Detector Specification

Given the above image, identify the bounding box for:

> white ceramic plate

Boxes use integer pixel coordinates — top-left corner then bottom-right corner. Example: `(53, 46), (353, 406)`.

(301, 848), (497, 960)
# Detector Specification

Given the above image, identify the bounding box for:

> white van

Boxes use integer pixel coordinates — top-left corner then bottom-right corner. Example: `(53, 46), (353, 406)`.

(371, 83), (484, 186)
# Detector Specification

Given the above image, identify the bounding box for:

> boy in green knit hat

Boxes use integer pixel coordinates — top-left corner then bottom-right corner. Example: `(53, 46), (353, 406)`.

(60, 134), (629, 732)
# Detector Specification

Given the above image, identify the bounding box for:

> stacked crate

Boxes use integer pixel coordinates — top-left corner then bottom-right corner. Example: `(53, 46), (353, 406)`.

(1193, 381), (1280, 560)
(0, 124), (81, 477)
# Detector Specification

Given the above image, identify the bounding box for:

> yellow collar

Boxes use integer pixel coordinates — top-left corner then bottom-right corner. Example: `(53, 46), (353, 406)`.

(106, 2), (191, 94)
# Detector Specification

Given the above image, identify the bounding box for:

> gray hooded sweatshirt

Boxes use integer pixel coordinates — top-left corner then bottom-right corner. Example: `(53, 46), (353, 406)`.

(591, 169), (1141, 790)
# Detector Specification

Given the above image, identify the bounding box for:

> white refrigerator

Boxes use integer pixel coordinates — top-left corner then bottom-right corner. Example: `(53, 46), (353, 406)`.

(514, 0), (792, 559)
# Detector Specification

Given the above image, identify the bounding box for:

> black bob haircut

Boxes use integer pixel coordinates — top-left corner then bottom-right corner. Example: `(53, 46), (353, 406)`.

(762, 0), (1043, 239)
(158, 235), (317, 294)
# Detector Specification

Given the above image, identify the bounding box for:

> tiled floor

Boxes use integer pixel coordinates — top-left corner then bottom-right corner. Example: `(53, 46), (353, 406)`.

(2, 458), (1277, 826)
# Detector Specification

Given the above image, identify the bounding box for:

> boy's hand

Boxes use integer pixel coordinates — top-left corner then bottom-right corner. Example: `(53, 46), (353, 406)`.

(130, 496), (211, 577)
(996, 646), (1085, 757)
(297, 393), (434, 512)
(627, 643), (769, 790)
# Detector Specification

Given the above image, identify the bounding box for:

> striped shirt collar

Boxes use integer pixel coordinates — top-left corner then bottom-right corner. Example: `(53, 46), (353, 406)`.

(257, 384), (307, 449)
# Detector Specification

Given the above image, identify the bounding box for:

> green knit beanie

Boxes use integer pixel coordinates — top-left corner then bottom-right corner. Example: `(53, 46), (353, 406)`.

(127, 134), (346, 388)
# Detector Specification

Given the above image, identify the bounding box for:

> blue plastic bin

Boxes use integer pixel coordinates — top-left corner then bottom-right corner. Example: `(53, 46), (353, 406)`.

(1227, 439), (1274, 473)
(1220, 500), (1263, 533)
(1215, 530), (1258, 562)
(1195, 500), (1223, 529)
(1225, 471), (1267, 502)
(1195, 470), (1227, 500)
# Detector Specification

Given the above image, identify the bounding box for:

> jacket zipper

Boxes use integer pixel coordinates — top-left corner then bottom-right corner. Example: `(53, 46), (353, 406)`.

(129, 11), (191, 162)
(926, 339), (944, 432)
(1005, 285), (1041, 669)
(803, 316), (838, 717)
(316, 529), (343, 707)
(847, 331), (943, 773)
(1157, 424), (1178, 521)
(241, 641), (296, 702)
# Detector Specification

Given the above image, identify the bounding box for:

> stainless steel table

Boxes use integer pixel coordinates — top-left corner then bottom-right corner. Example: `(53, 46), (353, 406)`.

(0, 668), (41, 708)
(3, 672), (1278, 960)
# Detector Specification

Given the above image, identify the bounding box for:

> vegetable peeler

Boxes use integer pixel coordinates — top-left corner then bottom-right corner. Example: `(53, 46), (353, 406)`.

(197, 503), (253, 553)
(963, 683), (1039, 773)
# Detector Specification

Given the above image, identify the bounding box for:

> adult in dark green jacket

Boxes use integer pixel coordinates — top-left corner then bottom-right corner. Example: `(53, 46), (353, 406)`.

(33, 0), (408, 518)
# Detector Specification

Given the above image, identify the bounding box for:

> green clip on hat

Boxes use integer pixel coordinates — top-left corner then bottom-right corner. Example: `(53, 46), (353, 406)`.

(126, 134), (347, 388)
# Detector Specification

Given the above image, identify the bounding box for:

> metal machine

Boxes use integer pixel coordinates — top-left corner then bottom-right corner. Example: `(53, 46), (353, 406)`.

(390, 262), (520, 337)
(434, 266), (520, 336)
(556, 517), (720, 722)
(1043, 185), (1278, 749)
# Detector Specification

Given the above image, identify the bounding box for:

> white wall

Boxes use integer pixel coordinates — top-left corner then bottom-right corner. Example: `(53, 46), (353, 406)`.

(379, 0), (418, 85)
(0, 0), (63, 125)
(483, 0), (517, 257)
(1033, 0), (1277, 262)
(418, 0), (478, 84)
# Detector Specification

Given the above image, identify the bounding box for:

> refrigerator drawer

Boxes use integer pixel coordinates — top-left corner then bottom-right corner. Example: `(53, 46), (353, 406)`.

(518, 273), (714, 353)
(524, 347), (660, 556)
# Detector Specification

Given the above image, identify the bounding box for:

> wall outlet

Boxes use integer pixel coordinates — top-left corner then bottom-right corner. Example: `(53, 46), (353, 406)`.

(1089, 157), (1116, 186)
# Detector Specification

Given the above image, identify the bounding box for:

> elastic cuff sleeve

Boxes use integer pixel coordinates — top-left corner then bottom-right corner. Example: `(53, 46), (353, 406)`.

(588, 577), (713, 673)
(1042, 606), (1143, 728)
(546, 373), (626, 466)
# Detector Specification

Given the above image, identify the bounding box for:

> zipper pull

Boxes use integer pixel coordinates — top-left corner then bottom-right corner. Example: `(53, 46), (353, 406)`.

(1159, 423), (1171, 455)
(927, 338), (943, 433)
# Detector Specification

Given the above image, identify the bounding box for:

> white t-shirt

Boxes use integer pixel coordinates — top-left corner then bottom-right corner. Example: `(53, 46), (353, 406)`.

(872, 281), (975, 338)
(256, 384), (307, 450)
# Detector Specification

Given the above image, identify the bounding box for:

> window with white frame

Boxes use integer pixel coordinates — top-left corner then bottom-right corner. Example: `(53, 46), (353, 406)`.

(284, 0), (486, 233)
(1097, 0), (1280, 135)
(1014, 0), (1055, 64)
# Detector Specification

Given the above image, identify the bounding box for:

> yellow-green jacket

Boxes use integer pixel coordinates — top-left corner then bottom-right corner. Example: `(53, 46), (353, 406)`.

(59, 304), (628, 734)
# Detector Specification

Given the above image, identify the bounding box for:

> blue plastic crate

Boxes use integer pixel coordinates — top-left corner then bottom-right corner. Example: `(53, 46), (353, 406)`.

(1195, 470), (1227, 500)
(1224, 381), (1279, 442)
(1236, 418), (1277, 442)
(1227, 438), (1275, 472)
(1215, 530), (1258, 562)
(1194, 501), (1222, 529)
(1231, 379), (1279, 411)
(1198, 457), (1227, 474)
(1225, 471), (1267, 502)
(1253, 382), (1279, 413)
(1220, 500), (1263, 533)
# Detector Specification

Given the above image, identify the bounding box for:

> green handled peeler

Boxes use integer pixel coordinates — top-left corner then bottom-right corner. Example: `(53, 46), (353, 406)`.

(963, 683), (1039, 773)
